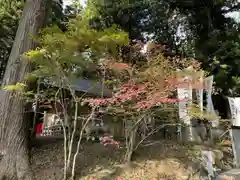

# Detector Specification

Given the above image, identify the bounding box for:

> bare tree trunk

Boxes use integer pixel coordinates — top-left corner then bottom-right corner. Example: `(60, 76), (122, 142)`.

(124, 119), (137, 164)
(0, 0), (48, 179)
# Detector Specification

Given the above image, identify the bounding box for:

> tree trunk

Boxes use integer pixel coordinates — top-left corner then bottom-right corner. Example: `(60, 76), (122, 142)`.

(124, 119), (137, 164)
(0, 0), (48, 179)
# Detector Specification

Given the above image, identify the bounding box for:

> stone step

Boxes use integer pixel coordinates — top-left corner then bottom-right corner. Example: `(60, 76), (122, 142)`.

(217, 169), (240, 180)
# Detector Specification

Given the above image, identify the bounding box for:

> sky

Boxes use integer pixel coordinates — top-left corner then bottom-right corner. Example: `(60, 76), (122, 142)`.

(63, 0), (86, 8)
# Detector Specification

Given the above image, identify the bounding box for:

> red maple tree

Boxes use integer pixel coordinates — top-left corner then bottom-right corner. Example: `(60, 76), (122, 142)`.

(85, 56), (202, 110)
(83, 43), (204, 159)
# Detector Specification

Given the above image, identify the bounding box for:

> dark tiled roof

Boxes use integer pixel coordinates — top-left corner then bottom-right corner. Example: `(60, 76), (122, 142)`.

(46, 78), (112, 97)
(70, 79), (112, 97)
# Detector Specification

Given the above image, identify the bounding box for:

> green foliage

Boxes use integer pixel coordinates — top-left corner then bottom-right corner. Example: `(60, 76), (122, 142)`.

(0, 0), (69, 82)
(165, 0), (240, 94)
(64, 0), (83, 19)
(2, 0), (239, 95)
(26, 16), (129, 87)
(189, 103), (219, 121)
(0, 0), (23, 47)
(4, 82), (25, 92)
(84, 0), (151, 38)
(84, 0), (240, 95)
(0, 0), (23, 79)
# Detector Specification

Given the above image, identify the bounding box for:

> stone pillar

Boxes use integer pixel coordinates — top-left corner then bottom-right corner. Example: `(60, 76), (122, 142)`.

(230, 127), (240, 168)
(228, 97), (240, 168)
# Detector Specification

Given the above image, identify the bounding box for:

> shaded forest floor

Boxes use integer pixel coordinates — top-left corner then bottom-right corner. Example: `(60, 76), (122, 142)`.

(31, 137), (232, 180)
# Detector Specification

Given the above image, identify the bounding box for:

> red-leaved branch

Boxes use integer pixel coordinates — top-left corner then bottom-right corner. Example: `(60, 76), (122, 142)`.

(85, 43), (204, 111)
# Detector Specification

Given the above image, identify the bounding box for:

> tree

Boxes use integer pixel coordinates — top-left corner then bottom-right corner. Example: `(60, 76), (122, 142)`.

(64, 0), (83, 19)
(0, 0), (66, 82)
(85, 0), (240, 94)
(165, 0), (240, 94)
(0, 0), (49, 179)
(25, 13), (129, 179)
(84, 0), (143, 38)
(84, 0), (190, 51)
(85, 42), (205, 163)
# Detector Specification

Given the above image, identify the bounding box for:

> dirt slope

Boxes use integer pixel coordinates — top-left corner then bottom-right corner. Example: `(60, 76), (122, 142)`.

(32, 138), (202, 180)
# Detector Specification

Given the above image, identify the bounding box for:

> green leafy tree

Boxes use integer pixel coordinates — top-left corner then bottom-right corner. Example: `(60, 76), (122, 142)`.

(25, 13), (129, 179)
(84, 0), (240, 94)
(166, 0), (240, 94)
(0, 0), (67, 82)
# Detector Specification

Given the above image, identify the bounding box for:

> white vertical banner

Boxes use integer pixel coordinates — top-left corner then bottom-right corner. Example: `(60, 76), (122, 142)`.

(177, 88), (192, 125)
(234, 98), (240, 127)
(204, 76), (213, 112)
(204, 76), (219, 127)
(177, 66), (193, 125)
(228, 97), (236, 120)
(196, 71), (204, 112)
(227, 97), (240, 127)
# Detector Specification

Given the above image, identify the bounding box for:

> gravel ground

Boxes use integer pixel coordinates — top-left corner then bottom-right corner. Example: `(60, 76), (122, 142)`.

(31, 137), (216, 180)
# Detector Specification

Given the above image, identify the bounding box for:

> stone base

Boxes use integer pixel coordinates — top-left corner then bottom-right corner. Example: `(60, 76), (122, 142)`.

(181, 126), (205, 144)
(217, 169), (240, 180)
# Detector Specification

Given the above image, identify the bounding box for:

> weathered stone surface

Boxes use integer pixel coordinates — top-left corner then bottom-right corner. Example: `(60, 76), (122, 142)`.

(217, 169), (240, 180)
(231, 128), (240, 167)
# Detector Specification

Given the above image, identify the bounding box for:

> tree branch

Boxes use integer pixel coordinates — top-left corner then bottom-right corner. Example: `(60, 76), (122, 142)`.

(222, 3), (240, 13)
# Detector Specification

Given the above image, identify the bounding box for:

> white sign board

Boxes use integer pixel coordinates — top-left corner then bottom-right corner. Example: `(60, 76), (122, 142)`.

(205, 76), (219, 127)
(228, 97), (240, 127)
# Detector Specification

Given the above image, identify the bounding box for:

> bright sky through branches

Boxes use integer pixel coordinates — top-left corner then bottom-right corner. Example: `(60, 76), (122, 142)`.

(63, 0), (86, 8)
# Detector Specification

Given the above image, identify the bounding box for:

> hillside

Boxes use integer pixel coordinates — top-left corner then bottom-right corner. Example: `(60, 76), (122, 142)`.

(31, 137), (214, 180)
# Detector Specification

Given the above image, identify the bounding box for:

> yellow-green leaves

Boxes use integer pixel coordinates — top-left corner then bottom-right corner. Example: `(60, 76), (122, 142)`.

(213, 56), (220, 64)
(26, 15), (129, 81)
(4, 82), (25, 92)
(189, 104), (219, 120)
(81, 0), (100, 21)
(24, 73), (38, 82)
(220, 64), (228, 69)
(99, 28), (129, 45)
(24, 49), (43, 59)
